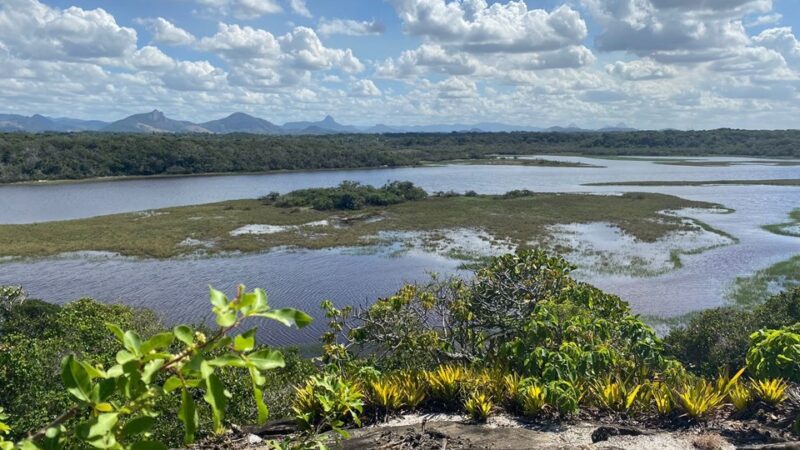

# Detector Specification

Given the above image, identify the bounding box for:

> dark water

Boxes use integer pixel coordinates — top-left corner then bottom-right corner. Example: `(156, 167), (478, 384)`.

(0, 247), (465, 345)
(1, 156), (798, 345)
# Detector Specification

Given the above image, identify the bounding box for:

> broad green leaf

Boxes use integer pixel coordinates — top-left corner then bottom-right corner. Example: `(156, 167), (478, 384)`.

(215, 310), (237, 328)
(252, 288), (268, 312)
(174, 325), (194, 346)
(115, 350), (137, 365)
(105, 323), (125, 344)
(210, 353), (247, 368)
(163, 376), (182, 393)
(209, 286), (228, 309)
(122, 416), (155, 437)
(141, 359), (165, 384)
(131, 441), (167, 450)
(233, 329), (257, 352)
(61, 356), (93, 403)
(123, 331), (142, 356)
(178, 389), (198, 445)
(249, 367), (269, 423)
(248, 349), (285, 371)
(141, 332), (174, 354)
(94, 403), (114, 413)
(80, 361), (106, 379)
(95, 378), (116, 402)
(257, 308), (313, 328)
(77, 413), (119, 449)
(252, 384), (268, 424)
(106, 364), (124, 378)
(17, 441), (41, 450)
(41, 426), (61, 450)
(202, 372), (228, 434)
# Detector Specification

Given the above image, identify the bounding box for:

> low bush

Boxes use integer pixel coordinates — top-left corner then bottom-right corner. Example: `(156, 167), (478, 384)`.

(664, 287), (800, 377)
(268, 180), (427, 210)
(746, 324), (800, 381)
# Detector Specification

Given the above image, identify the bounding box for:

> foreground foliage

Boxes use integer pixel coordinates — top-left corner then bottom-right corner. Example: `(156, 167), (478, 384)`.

(2, 250), (799, 448)
(0, 286), (312, 449)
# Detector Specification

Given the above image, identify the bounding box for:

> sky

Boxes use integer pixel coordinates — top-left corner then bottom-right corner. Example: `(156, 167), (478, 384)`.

(0, 0), (799, 129)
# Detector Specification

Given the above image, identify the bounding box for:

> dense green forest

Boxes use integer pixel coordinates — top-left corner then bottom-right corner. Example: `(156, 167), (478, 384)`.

(1, 129), (799, 182)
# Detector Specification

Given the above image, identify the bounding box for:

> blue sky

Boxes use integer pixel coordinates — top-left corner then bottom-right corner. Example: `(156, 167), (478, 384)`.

(1, 0), (799, 129)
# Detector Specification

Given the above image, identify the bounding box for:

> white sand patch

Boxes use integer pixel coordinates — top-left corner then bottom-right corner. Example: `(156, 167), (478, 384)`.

(178, 238), (215, 248)
(133, 210), (168, 219)
(229, 220), (329, 236)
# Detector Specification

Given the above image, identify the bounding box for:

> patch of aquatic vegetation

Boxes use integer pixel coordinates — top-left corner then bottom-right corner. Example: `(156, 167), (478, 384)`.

(536, 216), (735, 277)
(762, 208), (800, 237)
(727, 255), (800, 308)
(229, 220), (330, 236)
(373, 228), (517, 262)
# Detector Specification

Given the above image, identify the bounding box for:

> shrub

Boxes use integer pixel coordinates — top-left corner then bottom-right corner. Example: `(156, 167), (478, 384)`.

(518, 384), (547, 417)
(750, 378), (789, 406)
(370, 378), (403, 414)
(425, 365), (467, 408)
(673, 378), (725, 419)
(464, 391), (493, 422)
(545, 380), (580, 416)
(649, 382), (674, 416)
(292, 373), (364, 437)
(592, 377), (644, 413)
(273, 180), (427, 211)
(664, 288), (800, 377)
(728, 382), (752, 411)
(746, 324), (800, 381)
(663, 307), (755, 376)
(752, 287), (800, 329)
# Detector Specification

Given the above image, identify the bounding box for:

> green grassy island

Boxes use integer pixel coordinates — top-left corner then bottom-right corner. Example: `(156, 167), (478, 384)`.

(0, 183), (724, 260)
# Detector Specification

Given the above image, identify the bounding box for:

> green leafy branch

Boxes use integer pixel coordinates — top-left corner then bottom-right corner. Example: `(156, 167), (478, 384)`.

(0, 285), (312, 450)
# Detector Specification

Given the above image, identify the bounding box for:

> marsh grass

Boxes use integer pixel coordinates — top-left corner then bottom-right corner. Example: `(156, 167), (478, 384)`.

(0, 192), (719, 260)
(762, 208), (800, 238)
(728, 255), (800, 308)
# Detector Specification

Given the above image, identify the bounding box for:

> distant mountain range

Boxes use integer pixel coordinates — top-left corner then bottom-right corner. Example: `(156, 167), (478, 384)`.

(0, 110), (637, 134)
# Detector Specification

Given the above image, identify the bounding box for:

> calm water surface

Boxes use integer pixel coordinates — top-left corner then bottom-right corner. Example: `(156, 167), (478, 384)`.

(1, 156), (798, 344)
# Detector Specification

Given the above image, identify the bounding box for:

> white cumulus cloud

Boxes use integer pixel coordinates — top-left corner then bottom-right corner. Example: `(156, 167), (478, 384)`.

(317, 18), (385, 37)
(135, 17), (195, 46)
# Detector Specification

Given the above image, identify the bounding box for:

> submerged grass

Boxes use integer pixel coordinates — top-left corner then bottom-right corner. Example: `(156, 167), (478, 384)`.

(0, 192), (719, 260)
(728, 255), (800, 308)
(762, 208), (800, 237)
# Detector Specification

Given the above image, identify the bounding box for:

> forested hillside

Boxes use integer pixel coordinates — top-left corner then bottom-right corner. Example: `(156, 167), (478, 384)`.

(1, 129), (799, 183)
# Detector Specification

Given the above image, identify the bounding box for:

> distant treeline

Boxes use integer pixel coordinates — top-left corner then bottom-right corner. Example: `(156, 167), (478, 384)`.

(1, 129), (799, 183)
